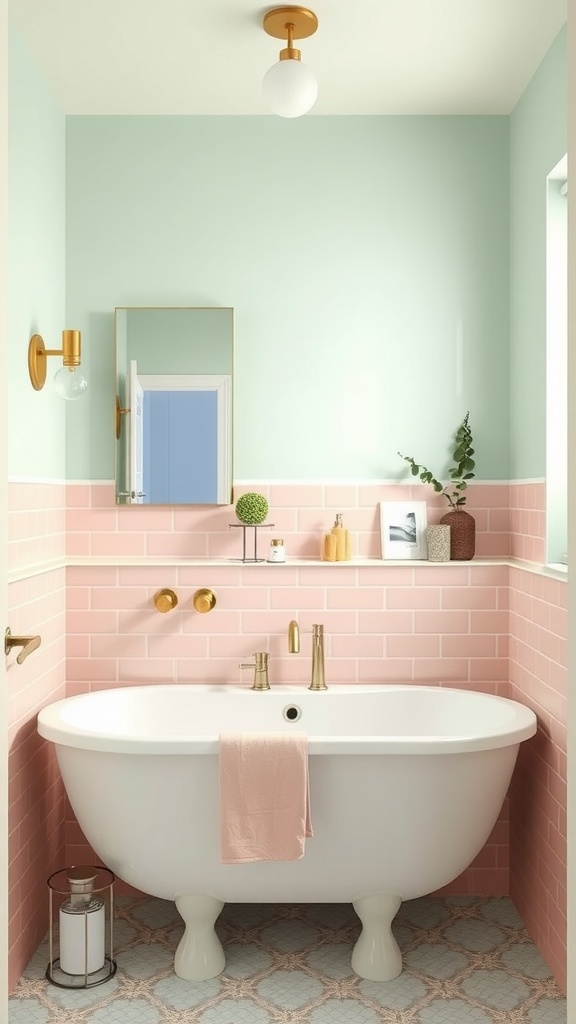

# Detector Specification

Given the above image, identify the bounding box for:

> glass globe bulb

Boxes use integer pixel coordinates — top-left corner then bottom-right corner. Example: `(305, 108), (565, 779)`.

(54, 365), (89, 401)
(262, 58), (318, 118)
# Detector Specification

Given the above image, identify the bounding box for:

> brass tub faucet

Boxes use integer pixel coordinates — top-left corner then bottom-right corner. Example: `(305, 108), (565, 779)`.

(288, 620), (327, 690)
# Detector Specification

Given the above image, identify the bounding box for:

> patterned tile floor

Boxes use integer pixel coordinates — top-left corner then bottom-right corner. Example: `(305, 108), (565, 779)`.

(9, 896), (566, 1023)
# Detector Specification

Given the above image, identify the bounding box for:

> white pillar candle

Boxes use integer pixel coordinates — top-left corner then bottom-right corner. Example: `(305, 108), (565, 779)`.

(59, 900), (105, 975)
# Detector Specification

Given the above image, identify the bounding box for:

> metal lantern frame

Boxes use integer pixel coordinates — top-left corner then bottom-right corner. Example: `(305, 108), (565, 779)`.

(46, 865), (117, 989)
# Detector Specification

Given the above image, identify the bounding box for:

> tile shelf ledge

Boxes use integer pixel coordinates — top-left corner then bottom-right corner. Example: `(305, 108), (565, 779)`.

(9, 555), (566, 584)
(68, 555), (510, 568)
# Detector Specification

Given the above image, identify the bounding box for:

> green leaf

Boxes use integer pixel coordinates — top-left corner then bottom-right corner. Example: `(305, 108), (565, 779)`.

(464, 458), (475, 472)
(410, 465), (419, 476)
(433, 481), (444, 492)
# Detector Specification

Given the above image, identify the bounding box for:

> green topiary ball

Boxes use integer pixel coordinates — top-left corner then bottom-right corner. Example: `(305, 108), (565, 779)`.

(235, 492), (269, 525)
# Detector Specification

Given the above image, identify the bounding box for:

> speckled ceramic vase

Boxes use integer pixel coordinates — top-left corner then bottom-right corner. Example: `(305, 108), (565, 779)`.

(439, 508), (476, 560)
(426, 524), (451, 562)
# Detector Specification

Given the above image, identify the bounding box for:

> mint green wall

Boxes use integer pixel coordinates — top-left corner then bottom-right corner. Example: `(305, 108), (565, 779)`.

(509, 27), (567, 479)
(65, 115), (510, 481)
(8, 28), (66, 478)
(6, 26), (567, 486)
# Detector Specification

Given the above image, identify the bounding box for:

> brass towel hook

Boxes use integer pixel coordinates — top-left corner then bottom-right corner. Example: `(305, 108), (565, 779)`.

(5, 628), (41, 665)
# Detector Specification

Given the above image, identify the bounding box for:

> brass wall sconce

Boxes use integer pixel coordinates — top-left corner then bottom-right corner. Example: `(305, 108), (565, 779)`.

(262, 6), (318, 118)
(28, 331), (88, 401)
(154, 589), (179, 613)
(193, 589), (217, 613)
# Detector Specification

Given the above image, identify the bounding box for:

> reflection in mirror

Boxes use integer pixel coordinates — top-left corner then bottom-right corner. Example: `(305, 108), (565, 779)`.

(115, 307), (233, 505)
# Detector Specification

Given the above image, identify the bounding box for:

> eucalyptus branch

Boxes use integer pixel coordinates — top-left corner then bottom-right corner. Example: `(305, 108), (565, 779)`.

(398, 413), (475, 509)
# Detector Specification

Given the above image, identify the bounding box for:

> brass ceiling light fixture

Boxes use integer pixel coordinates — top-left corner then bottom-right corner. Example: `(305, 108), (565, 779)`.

(28, 330), (88, 401)
(262, 6), (318, 118)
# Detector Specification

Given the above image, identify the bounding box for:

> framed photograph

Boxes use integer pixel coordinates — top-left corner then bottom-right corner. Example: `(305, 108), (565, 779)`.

(380, 501), (428, 559)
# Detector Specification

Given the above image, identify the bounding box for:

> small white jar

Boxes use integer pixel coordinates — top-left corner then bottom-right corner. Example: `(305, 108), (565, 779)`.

(267, 538), (286, 563)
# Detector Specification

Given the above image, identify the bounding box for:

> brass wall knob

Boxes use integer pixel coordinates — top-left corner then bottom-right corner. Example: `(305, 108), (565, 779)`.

(154, 588), (178, 613)
(193, 588), (217, 613)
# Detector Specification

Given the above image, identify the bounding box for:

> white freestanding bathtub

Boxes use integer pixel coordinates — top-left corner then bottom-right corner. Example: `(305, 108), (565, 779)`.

(38, 684), (536, 982)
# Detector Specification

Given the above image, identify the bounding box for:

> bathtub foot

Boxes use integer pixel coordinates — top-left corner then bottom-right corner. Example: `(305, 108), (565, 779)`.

(351, 892), (403, 981)
(174, 892), (225, 981)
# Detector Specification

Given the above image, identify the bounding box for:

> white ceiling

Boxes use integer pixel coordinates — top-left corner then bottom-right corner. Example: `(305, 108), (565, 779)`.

(9, 0), (567, 116)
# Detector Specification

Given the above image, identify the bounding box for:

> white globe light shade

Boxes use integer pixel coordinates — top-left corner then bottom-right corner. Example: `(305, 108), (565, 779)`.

(262, 59), (318, 118)
(54, 365), (89, 401)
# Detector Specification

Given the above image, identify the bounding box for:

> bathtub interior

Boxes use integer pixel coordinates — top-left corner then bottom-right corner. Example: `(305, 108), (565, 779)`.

(43, 683), (536, 750)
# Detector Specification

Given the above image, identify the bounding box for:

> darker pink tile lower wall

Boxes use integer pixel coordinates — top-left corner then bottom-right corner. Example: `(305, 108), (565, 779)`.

(508, 566), (567, 991)
(507, 480), (567, 993)
(8, 483), (67, 992)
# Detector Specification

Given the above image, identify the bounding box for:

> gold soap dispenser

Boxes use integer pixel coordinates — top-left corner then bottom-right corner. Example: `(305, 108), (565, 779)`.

(323, 514), (352, 561)
(332, 514), (346, 560)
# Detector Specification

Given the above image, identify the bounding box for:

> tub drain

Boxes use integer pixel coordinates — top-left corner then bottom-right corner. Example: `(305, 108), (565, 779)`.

(282, 704), (302, 723)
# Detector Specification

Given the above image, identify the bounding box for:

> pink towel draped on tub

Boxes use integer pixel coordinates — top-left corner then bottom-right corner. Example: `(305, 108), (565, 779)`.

(219, 732), (313, 864)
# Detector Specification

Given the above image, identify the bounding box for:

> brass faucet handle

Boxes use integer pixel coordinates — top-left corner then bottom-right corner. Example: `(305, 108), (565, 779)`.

(193, 588), (217, 613)
(239, 652), (271, 690)
(4, 628), (42, 664)
(238, 652), (269, 669)
(288, 619), (300, 653)
(154, 588), (178, 613)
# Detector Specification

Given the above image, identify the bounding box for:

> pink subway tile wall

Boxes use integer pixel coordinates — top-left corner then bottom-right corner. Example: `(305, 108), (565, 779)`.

(8, 481), (67, 572)
(66, 481), (511, 559)
(65, 562), (511, 689)
(509, 481), (546, 563)
(508, 567), (567, 992)
(8, 481), (67, 991)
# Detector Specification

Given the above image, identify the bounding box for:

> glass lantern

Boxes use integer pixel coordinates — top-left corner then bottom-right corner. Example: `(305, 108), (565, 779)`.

(46, 865), (116, 988)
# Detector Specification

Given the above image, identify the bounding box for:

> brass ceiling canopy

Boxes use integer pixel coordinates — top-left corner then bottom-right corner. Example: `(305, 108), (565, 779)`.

(263, 6), (318, 39)
(263, 6), (318, 61)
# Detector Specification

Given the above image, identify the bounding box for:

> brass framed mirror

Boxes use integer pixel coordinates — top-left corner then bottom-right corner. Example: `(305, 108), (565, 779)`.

(115, 307), (234, 505)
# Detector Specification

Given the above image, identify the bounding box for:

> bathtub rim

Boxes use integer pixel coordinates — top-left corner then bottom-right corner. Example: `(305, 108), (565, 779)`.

(37, 683), (537, 756)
